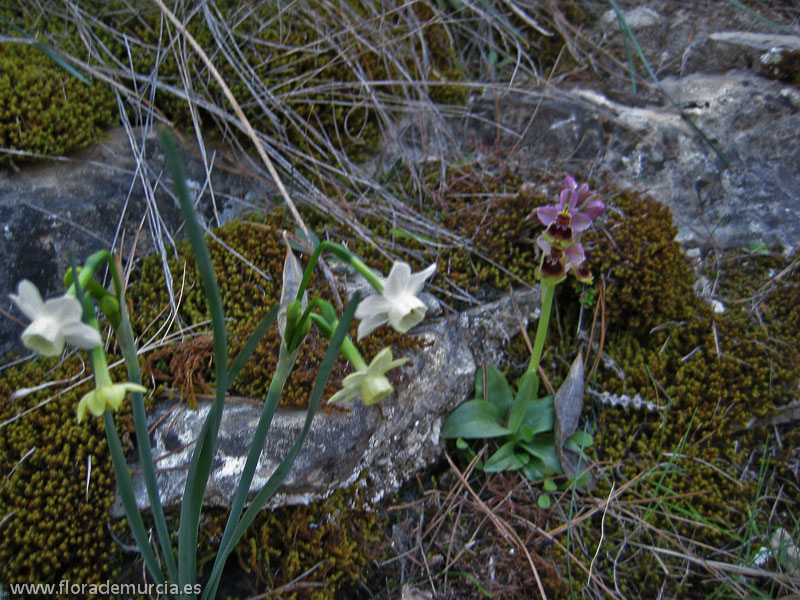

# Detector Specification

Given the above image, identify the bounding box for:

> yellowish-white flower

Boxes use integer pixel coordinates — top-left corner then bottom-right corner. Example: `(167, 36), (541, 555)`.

(9, 280), (102, 357)
(77, 381), (147, 422)
(355, 262), (436, 339)
(328, 347), (409, 406)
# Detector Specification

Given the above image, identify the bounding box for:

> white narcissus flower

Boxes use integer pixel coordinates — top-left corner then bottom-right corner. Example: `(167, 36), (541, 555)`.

(328, 347), (409, 406)
(77, 381), (147, 422)
(355, 262), (436, 340)
(9, 280), (103, 357)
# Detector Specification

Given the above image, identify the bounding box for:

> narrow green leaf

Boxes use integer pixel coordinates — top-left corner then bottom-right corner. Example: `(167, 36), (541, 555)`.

(104, 413), (168, 591)
(441, 400), (511, 439)
(607, 0), (731, 168)
(204, 293), (361, 600)
(389, 227), (436, 244)
(161, 131), (229, 597)
(507, 370), (538, 433)
(382, 157), (403, 185)
(1, 18), (90, 84)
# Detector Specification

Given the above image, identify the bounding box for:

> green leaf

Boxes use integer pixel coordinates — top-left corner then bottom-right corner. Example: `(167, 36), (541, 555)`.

(483, 441), (526, 472)
(538, 493), (552, 509)
(521, 395), (554, 435)
(441, 400), (511, 439)
(565, 431), (593, 451)
(518, 435), (562, 475)
(227, 305), (280, 384)
(161, 130), (229, 593)
(389, 227), (436, 244)
(205, 294), (360, 599)
(1, 18), (90, 84)
(507, 371), (539, 432)
(543, 478), (559, 492)
(522, 459), (547, 481)
(486, 365), (513, 413)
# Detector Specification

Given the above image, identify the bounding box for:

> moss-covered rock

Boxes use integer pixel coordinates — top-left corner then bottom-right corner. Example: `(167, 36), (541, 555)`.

(0, 42), (115, 160)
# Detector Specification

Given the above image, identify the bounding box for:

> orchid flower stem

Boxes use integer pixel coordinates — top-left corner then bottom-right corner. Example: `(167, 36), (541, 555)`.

(295, 241), (383, 303)
(528, 280), (556, 379)
(309, 313), (368, 370)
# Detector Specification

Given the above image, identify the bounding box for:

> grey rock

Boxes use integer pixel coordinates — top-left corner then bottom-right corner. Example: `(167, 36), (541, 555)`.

(113, 287), (539, 515)
(580, 70), (800, 250)
(0, 128), (258, 357)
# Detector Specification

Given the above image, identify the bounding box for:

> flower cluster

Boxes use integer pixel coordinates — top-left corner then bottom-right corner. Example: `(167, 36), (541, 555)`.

(533, 175), (604, 284)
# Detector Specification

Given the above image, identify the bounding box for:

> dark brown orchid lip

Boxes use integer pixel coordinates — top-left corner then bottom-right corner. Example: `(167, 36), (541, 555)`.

(546, 222), (574, 242)
(541, 254), (566, 278)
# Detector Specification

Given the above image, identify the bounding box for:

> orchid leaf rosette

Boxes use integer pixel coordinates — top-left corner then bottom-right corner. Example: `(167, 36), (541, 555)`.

(443, 175), (603, 491)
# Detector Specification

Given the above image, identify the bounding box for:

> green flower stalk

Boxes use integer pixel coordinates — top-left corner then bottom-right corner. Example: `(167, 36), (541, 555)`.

(528, 175), (605, 377)
(310, 303), (409, 406)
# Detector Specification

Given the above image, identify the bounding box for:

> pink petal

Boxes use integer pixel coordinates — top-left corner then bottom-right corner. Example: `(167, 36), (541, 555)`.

(571, 213), (592, 233)
(536, 205), (558, 226)
(582, 200), (605, 220)
(565, 243), (585, 266)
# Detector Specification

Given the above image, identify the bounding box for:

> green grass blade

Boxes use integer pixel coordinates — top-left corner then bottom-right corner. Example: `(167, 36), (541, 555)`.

(202, 344), (298, 600)
(0, 17), (90, 84)
(721, 0), (798, 35)
(159, 130), (229, 597)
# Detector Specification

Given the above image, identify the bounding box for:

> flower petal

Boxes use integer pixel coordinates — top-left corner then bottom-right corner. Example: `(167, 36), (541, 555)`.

(383, 262), (412, 299)
(10, 280), (45, 321)
(87, 391), (106, 417)
(77, 396), (88, 423)
(565, 243), (586, 266)
(536, 206), (559, 226)
(361, 374), (393, 405)
(388, 297), (427, 333)
(62, 322), (103, 350)
(571, 213), (592, 233)
(44, 295), (83, 324)
(21, 319), (65, 357)
(405, 263), (436, 295)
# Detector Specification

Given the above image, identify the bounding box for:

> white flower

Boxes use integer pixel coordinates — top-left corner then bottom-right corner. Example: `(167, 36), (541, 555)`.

(9, 280), (102, 357)
(77, 381), (147, 422)
(328, 347), (409, 406)
(355, 262), (436, 339)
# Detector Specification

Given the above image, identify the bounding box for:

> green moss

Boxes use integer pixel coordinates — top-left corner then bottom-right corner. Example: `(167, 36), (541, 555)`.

(563, 241), (799, 596)
(0, 357), (130, 586)
(129, 213), (421, 408)
(198, 483), (383, 599)
(0, 42), (115, 160)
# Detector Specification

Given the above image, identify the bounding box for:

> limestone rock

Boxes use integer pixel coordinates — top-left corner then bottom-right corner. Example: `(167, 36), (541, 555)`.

(112, 288), (539, 515)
